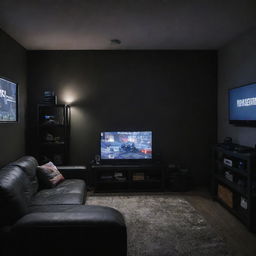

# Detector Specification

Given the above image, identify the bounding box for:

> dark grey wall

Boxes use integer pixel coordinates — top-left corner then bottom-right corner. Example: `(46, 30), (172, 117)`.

(0, 29), (27, 167)
(218, 29), (256, 146)
(27, 50), (217, 185)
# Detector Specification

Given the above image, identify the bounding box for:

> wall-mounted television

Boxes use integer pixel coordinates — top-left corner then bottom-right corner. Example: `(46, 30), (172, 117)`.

(229, 83), (256, 126)
(100, 131), (152, 161)
(0, 77), (18, 122)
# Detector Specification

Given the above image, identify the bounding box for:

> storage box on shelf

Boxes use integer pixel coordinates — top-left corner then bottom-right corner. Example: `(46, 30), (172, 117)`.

(212, 145), (256, 231)
(217, 184), (233, 208)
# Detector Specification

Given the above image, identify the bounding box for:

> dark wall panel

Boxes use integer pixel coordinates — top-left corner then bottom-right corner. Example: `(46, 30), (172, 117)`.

(218, 29), (256, 146)
(0, 29), (27, 167)
(27, 50), (217, 185)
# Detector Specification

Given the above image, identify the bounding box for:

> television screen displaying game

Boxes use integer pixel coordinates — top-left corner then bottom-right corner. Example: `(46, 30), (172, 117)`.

(101, 131), (152, 160)
(229, 83), (256, 124)
(0, 77), (17, 122)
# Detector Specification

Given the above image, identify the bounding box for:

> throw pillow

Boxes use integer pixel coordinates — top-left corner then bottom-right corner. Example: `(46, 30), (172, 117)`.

(37, 161), (64, 188)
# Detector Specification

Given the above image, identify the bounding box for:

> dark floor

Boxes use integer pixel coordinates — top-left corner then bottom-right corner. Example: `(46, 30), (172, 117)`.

(183, 189), (256, 256)
(89, 188), (256, 256)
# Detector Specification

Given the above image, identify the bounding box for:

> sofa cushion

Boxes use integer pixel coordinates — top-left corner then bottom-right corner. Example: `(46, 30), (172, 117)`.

(37, 162), (64, 188)
(0, 165), (31, 227)
(30, 179), (86, 206)
(11, 156), (39, 195)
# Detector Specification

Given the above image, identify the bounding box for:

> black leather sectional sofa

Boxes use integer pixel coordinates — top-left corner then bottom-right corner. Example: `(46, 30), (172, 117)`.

(0, 156), (127, 256)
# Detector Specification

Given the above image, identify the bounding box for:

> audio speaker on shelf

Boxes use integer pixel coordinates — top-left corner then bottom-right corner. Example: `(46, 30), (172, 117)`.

(43, 91), (57, 105)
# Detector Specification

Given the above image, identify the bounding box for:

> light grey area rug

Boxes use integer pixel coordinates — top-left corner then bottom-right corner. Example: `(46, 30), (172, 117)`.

(87, 195), (229, 256)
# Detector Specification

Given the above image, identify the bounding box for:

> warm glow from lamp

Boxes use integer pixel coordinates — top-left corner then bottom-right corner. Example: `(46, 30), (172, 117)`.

(64, 95), (75, 104)
(61, 88), (79, 104)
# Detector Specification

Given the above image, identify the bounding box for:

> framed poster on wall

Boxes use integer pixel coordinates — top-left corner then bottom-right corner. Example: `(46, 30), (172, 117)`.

(0, 77), (18, 122)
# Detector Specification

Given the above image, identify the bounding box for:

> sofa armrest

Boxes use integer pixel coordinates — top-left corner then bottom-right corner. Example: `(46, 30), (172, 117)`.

(13, 209), (127, 256)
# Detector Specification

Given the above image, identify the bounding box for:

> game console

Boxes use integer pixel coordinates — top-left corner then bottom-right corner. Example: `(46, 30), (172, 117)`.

(224, 158), (233, 167)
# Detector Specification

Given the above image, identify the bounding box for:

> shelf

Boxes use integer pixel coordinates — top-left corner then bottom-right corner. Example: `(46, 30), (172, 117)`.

(132, 180), (161, 184)
(223, 165), (248, 177)
(213, 145), (256, 232)
(92, 164), (159, 169)
(39, 124), (65, 128)
(93, 164), (164, 192)
(38, 104), (68, 107)
(215, 160), (248, 177)
(41, 142), (65, 145)
(97, 180), (128, 184)
(214, 174), (247, 197)
(37, 105), (70, 165)
(215, 146), (255, 160)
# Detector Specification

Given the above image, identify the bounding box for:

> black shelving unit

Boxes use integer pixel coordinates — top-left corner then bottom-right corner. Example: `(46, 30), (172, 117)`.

(212, 145), (256, 231)
(91, 164), (164, 192)
(37, 104), (70, 165)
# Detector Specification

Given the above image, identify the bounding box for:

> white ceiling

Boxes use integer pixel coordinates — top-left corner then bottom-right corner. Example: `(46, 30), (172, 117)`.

(0, 0), (256, 50)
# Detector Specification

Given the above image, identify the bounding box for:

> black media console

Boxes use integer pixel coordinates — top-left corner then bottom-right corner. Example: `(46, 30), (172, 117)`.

(91, 164), (164, 192)
(212, 145), (256, 232)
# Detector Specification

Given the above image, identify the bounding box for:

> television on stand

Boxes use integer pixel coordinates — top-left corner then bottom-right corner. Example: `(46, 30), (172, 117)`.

(100, 131), (152, 164)
(229, 82), (256, 126)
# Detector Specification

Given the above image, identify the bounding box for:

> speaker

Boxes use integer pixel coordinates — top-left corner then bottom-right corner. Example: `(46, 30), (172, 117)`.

(43, 91), (57, 105)
(95, 155), (101, 165)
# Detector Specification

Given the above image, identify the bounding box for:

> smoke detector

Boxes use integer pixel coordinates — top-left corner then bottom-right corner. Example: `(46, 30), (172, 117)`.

(110, 39), (121, 45)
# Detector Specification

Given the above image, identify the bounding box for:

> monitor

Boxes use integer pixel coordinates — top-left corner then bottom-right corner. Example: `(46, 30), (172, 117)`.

(0, 77), (17, 122)
(100, 131), (152, 160)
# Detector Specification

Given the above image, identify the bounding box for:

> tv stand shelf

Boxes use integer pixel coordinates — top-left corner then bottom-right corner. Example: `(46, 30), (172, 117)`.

(212, 145), (256, 232)
(91, 164), (164, 192)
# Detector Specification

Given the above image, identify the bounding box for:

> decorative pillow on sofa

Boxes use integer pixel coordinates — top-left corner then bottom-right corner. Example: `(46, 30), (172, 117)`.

(37, 162), (64, 188)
